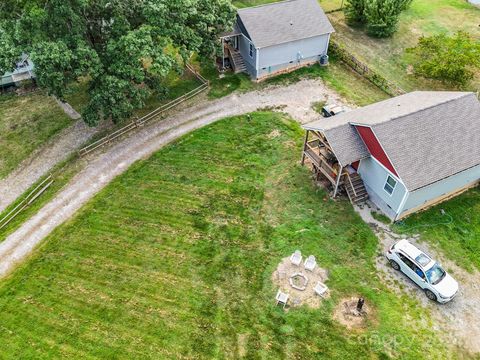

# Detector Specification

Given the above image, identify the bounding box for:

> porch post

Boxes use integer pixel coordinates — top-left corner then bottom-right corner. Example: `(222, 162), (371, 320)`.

(333, 165), (343, 198)
(222, 38), (225, 70)
(301, 130), (309, 165)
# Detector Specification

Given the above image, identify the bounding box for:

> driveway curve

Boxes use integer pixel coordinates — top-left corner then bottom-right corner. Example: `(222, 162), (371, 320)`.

(0, 79), (344, 278)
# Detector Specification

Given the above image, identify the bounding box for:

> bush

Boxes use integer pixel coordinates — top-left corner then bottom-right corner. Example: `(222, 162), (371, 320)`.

(345, 0), (366, 26)
(345, 0), (412, 38)
(407, 31), (480, 86)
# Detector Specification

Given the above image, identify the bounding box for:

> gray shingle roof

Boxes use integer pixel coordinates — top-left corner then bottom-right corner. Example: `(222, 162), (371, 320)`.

(303, 91), (480, 191)
(237, 0), (335, 49)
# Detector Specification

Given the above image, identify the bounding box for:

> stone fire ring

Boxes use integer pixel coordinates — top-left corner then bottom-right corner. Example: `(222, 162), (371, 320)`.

(289, 272), (309, 291)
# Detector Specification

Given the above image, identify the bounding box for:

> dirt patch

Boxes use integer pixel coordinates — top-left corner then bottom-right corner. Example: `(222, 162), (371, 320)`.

(333, 297), (374, 331)
(272, 256), (329, 309)
(267, 129), (281, 138)
(356, 203), (480, 355)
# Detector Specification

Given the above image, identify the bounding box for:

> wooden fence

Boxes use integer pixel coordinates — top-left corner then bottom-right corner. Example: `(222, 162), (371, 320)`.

(78, 64), (209, 157)
(329, 40), (405, 97)
(0, 174), (53, 230)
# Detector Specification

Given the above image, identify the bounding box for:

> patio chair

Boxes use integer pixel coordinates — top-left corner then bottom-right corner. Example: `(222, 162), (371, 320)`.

(290, 250), (302, 266)
(275, 290), (289, 308)
(314, 282), (328, 298)
(304, 255), (316, 271)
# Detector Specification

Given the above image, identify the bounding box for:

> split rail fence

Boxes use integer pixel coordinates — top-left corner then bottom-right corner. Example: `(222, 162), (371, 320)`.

(0, 174), (54, 230)
(78, 64), (209, 157)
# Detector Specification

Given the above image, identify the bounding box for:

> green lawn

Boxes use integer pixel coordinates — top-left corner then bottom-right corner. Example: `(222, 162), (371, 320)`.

(234, 0), (343, 12)
(0, 112), (458, 359)
(0, 93), (72, 179)
(395, 186), (480, 273)
(202, 55), (389, 106)
(328, 0), (480, 91)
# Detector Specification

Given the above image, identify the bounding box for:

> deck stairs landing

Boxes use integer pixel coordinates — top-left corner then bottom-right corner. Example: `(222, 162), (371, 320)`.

(229, 48), (247, 74)
(344, 173), (369, 204)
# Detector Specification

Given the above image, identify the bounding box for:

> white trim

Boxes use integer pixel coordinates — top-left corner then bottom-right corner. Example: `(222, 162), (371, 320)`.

(383, 175), (397, 196)
(353, 124), (406, 188)
(395, 189), (410, 221)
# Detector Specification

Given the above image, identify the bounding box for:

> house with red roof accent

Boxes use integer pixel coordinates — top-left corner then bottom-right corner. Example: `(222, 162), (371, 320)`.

(301, 91), (480, 220)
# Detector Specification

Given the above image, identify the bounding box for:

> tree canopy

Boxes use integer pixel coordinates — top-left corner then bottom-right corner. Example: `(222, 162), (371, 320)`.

(407, 31), (480, 86)
(0, 0), (235, 125)
(345, 0), (412, 37)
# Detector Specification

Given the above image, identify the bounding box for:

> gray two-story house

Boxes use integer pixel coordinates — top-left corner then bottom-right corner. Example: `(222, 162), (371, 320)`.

(220, 0), (335, 80)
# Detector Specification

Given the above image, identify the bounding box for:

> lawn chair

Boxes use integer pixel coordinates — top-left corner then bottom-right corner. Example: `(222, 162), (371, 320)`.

(304, 255), (316, 272)
(290, 250), (302, 266)
(314, 282), (328, 298)
(275, 290), (289, 308)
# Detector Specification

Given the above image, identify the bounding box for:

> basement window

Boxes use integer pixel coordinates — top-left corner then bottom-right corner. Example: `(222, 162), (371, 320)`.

(384, 175), (397, 195)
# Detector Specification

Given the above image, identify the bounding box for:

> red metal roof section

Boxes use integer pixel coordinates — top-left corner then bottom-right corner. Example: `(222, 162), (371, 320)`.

(355, 125), (398, 176)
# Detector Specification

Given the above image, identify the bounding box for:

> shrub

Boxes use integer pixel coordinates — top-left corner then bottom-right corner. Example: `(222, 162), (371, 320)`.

(345, 0), (367, 26)
(407, 31), (480, 86)
(345, 0), (412, 37)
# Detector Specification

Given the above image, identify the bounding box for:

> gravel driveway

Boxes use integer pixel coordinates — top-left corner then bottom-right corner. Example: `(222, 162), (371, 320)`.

(0, 79), (344, 278)
(357, 206), (480, 356)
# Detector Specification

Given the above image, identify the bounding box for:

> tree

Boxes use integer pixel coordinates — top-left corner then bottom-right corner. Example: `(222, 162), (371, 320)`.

(0, 0), (235, 126)
(364, 0), (412, 37)
(344, 0), (411, 37)
(344, 0), (366, 26)
(407, 31), (480, 86)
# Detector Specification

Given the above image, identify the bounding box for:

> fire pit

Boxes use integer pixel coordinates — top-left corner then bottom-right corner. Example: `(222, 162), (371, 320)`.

(289, 272), (308, 291)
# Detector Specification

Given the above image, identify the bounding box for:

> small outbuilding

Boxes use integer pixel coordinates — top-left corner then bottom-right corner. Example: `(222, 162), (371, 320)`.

(301, 91), (480, 221)
(0, 54), (35, 90)
(220, 0), (335, 80)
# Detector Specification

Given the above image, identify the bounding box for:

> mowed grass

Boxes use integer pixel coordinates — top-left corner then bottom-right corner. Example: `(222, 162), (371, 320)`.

(234, 0), (343, 12)
(202, 55), (389, 106)
(0, 112), (456, 359)
(0, 93), (72, 179)
(328, 0), (480, 91)
(395, 186), (480, 273)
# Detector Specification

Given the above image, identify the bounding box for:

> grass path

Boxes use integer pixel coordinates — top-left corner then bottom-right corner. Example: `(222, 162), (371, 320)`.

(0, 113), (456, 358)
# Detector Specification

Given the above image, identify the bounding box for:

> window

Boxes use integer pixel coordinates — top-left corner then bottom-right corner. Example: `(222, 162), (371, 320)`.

(249, 43), (253, 58)
(398, 254), (414, 270)
(384, 175), (397, 195)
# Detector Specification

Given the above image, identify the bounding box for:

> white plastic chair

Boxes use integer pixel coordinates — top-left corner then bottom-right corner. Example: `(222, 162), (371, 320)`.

(314, 282), (328, 298)
(290, 250), (302, 266)
(304, 255), (316, 272)
(275, 290), (289, 308)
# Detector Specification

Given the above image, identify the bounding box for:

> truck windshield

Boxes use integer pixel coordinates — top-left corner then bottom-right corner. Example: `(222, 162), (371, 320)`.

(426, 263), (446, 285)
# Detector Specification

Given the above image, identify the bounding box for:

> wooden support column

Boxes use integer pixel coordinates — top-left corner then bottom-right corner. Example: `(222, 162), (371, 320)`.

(333, 165), (344, 197)
(222, 38), (225, 70)
(301, 130), (309, 165)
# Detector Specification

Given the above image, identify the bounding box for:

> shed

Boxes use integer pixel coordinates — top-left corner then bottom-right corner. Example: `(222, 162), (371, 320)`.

(301, 91), (480, 220)
(220, 0), (335, 80)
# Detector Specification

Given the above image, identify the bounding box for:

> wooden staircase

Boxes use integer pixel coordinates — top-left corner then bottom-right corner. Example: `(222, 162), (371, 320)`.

(344, 173), (369, 205)
(229, 48), (247, 74)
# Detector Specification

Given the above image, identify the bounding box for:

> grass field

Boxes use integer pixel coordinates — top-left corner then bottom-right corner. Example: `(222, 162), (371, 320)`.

(0, 93), (72, 179)
(328, 0), (480, 91)
(395, 186), (480, 273)
(0, 112), (459, 359)
(202, 55), (389, 106)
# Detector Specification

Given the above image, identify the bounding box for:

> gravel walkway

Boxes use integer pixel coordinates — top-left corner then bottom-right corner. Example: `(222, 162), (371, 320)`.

(0, 79), (344, 278)
(0, 120), (99, 213)
(356, 205), (480, 356)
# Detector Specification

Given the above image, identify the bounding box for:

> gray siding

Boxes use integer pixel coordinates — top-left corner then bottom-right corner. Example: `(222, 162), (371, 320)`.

(238, 34), (258, 78)
(358, 157), (407, 218)
(256, 34), (330, 79)
(400, 164), (480, 216)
